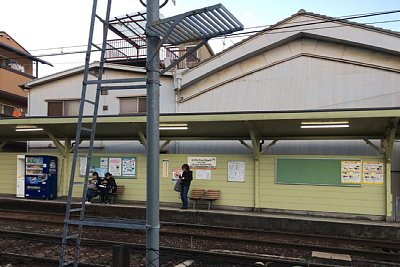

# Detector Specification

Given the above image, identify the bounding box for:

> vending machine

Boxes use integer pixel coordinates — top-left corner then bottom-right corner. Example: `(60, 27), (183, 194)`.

(25, 156), (57, 200)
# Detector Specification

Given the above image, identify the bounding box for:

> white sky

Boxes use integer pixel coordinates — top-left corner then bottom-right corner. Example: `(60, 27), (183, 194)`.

(1, 0), (400, 77)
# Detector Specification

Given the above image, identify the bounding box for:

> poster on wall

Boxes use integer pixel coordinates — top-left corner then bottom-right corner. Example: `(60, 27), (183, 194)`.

(121, 158), (136, 176)
(363, 162), (384, 184)
(109, 158), (122, 176)
(172, 169), (182, 182)
(162, 160), (169, 178)
(79, 157), (87, 176)
(195, 169), (211, 180)
(228, 161), (245, 182)
(99, 157), (108, 176)
(341, 160), (362, 184)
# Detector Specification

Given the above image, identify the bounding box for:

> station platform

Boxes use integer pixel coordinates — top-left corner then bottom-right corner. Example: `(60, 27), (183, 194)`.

(1, 195), (399, 240)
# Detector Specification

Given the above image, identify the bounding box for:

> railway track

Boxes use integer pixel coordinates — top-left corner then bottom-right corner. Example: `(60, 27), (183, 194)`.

(0, 209), (399, 266)
(0, 230), (322, 267)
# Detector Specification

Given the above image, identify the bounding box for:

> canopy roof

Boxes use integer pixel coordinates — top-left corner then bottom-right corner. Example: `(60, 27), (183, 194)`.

(0, 108), (399, 142)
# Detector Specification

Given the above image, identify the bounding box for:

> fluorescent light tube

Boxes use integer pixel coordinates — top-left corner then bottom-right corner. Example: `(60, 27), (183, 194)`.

(159, 126), (188, 130)
(301, 121), (349, 125)
(15, 128), (44, 132)
(301, 124), (349, 129)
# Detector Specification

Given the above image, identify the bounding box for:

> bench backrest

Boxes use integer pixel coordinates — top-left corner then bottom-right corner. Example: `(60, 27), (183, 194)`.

(190, 189), (205, 199)
(116, 185), (125, 194)
(204, 189), (220, 200)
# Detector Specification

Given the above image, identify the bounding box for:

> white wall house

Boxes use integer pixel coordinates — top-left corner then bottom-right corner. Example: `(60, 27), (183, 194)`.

(173, 9), (400, 162)
(22, 63), (175, 153)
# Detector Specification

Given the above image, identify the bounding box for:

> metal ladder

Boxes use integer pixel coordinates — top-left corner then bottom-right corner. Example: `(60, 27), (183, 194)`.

(58, 0), (150, 265)
(59, 0), (113, 266)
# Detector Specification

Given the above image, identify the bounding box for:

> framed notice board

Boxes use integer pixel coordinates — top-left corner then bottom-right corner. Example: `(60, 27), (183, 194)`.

(80, 156), (136, 178)
(276, 158), (359, 186)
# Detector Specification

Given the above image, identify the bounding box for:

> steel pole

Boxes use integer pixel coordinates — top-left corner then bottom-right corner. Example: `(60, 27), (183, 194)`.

(146, 0), (160, 266)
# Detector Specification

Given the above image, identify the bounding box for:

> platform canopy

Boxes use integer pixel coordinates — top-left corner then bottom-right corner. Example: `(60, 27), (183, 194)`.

(0, 108), (399, 142)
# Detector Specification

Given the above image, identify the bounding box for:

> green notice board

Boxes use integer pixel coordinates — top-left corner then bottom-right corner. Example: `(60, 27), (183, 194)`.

(276, 158), (355, 186)
(79, 156), (136, 178)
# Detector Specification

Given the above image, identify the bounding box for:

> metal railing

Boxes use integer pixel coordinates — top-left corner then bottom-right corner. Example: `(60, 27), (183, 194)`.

(104, 38), (200, 69)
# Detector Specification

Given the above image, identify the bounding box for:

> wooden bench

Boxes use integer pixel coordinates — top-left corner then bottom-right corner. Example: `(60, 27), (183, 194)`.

(189, 189), (206, 209)
(109, 185), (125, 204)
(203, 189), (220, 210)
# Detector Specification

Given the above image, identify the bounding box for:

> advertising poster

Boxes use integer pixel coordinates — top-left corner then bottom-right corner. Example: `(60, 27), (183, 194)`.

(122, 158), (136, 176)
(188, 157), (217, 169)
(228, 161), (246, 182)
(172, 169), (182, 182)
(109, 158), (122, 176)
(363, 162), (384, 184)
(341, 160), (362, 184)
(195, 169), (211, 180)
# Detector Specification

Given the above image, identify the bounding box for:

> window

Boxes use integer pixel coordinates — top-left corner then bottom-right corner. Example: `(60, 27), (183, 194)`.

(0, 58), (25, 73)
(47, 100), (80, 116)
(185, 45), (199, 68)
(0, 103), (16, 116)
(119, 97), (146, 114)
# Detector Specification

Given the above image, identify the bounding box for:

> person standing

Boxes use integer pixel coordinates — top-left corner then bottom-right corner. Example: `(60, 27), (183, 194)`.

(179, 164), (193, 209)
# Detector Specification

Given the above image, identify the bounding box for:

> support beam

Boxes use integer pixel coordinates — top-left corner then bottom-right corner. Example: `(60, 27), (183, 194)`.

(160, 140), (171, 151)
(261, 140), (278, 154)
(247, 122), (261, 159)
(363, 139), (385, 156)
(44, 130), (68, 158)
(238, 140), (253, 152)
(0, 141), (7, 151)
(247, 122), (261, 212)
(132, 124), (147, 147)
(384, 118), (399, 221)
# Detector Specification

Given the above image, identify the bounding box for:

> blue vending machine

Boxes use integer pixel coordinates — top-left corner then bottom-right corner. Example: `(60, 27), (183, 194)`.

(25, 156), (57, 199)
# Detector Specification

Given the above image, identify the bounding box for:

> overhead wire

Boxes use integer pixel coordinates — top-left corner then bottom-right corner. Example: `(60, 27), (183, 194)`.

(2, 9), (400, 63)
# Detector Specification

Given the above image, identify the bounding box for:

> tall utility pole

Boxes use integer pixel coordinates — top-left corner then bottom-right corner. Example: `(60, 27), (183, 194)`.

(145, 0), (160, 266)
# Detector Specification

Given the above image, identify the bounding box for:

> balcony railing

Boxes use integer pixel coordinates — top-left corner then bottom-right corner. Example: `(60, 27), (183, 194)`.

(105, 37), (200, 69)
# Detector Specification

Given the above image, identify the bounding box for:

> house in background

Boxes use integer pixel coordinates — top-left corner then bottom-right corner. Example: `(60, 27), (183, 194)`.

(0, 31), (52, 118)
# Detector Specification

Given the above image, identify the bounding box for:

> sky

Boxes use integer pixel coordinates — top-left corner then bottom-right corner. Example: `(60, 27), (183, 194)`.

(1, 0), (400, 77)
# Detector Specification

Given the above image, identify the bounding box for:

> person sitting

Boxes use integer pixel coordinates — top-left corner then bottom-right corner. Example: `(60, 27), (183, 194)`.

(98, 175), (109, 204)
(85, 172), (100, 204)
(105, 172), (117, 195)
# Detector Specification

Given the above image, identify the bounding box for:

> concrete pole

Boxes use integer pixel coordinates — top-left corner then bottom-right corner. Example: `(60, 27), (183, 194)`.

(146, 0), (160, 266)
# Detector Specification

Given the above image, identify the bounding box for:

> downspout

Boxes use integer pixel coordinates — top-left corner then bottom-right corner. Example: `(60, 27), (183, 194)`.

(173, 70), (183, 154)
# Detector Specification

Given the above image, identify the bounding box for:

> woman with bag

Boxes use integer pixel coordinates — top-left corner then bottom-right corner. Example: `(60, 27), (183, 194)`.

(178, 164), (192, 209)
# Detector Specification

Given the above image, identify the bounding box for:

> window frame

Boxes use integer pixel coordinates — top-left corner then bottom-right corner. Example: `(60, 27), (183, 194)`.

(46, 99), (80, 117)
(118, 96), (147, 115)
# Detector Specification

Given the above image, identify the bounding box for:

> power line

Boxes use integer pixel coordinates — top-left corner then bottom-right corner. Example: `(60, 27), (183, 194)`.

(3, 9), (400, 62)
(28, 9), (400, 53)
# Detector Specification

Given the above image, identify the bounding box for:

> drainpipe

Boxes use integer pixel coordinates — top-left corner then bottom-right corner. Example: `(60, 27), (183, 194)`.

(173, 70), (183, 154)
